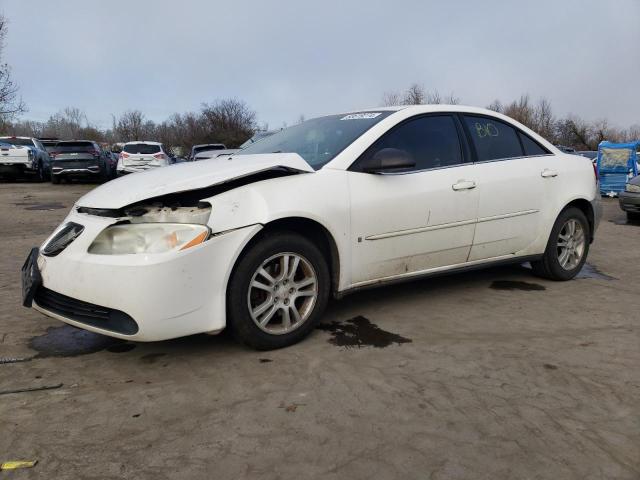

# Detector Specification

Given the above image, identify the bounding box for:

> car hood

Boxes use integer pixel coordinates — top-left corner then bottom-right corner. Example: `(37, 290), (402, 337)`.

(77, 153), (314, 209)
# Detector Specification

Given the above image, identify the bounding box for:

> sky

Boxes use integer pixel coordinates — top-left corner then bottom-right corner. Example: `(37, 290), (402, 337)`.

(2, 0), (639, 130)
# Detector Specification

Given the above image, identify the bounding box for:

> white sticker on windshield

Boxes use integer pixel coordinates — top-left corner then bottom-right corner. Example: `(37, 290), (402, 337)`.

(340, 112), (382, 120)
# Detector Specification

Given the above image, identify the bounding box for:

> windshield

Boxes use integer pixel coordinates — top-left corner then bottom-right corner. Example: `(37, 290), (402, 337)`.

(237, 111), (393, 169)
(56, 141), (95, 152)
(0, 137), (35, 147)
(239, 131), (275, 149)
(124, 143), (161, 154)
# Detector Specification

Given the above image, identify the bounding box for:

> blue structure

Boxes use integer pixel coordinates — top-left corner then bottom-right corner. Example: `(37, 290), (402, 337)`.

(596, 141), (639, 196)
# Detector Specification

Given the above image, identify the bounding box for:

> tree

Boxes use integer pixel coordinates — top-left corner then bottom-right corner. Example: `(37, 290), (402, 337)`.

(200, 98), (256, 147)
(381, 84), (460, 106)
(0, 14), (25, 120)
(114, 110), (149, 141)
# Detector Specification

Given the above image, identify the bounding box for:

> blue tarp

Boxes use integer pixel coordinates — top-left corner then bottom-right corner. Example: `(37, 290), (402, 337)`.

(596, 141), (639, 196)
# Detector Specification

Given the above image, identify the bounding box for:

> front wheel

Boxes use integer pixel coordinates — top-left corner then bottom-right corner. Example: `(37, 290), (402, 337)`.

(531, 207), (590, 281)
(227, 232), (330, 350)
(627, 211), (640, 222)
(51, 174), (60, 184)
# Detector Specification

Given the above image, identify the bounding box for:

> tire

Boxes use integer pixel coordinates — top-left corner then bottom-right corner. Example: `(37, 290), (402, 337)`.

(627, 211), (640, 222)
(531, 207), (590, 281)
(51, 174), (60, 184)
(227, 231), (330, 350)
(36, 162), (45, 182)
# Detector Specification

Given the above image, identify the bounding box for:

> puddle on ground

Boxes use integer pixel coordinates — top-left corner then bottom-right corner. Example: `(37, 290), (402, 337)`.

(576, 263), (617, 281)
(29, 325), (135, 358)
(317, 316), (412, 349)
(490, 280), (546, 291)
(15, 202), (66, 210)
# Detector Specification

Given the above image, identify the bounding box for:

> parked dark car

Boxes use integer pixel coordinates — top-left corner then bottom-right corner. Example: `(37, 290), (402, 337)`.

(619, 175), (640, 221)
(50, 140), (110, 183)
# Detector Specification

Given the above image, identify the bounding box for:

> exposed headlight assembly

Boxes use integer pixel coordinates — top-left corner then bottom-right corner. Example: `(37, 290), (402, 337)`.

(625, 183), (640, 193)
(88, 223), (210, 255)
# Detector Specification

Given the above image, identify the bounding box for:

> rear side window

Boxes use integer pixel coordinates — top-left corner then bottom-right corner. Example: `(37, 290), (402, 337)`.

(463, 115), (523, 161)
(358, 115), (463, 171)
(124, 143), (161, 154)
(518, 132), (549, 156)
(55, 141), (95, 152)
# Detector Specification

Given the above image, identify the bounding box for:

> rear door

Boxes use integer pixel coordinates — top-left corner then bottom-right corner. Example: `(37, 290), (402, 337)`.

(347, 114), (479, 285)
(461, 114), (555, 261)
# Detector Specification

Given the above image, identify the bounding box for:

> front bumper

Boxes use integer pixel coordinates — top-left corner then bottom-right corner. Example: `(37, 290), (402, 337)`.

(619, 191), (640, 213)
(31, 210), (261, 341)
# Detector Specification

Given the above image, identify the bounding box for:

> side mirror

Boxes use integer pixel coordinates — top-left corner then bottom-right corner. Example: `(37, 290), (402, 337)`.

(360, 148), (416, 173)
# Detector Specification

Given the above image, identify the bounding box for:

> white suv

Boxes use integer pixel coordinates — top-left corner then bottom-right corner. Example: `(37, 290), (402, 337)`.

(117, 141), (172, 176)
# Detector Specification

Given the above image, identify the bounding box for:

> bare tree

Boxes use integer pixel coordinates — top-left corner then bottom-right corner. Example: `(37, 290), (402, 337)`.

(114, 110), (148, 141)
(201, 98), (256, 147)
(381, 90), (402, 107)
(403, 83), (426, 105)
(0, 14), (25, 120)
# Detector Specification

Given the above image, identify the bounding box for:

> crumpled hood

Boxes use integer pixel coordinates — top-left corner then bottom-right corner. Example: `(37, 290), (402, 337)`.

(77, 153), (314, 209)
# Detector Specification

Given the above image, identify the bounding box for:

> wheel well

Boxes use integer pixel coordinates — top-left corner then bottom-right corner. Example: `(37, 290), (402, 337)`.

(242, 217), (341, 296)
(564, 199), (595, 242)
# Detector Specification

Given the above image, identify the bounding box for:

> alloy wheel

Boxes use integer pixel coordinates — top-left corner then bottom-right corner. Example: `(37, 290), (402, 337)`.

(247, 252), (318, 335)
(557, 218), (585, 270)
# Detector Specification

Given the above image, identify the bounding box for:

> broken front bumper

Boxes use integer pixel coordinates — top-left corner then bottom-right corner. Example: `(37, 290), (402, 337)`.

(30, 210), (261, 341)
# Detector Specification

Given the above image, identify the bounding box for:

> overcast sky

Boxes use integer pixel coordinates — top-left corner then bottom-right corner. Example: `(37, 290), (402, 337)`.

(2, 0), (639, 130)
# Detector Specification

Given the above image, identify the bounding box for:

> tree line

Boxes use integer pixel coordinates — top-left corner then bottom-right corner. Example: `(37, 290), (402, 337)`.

(0, 99), (258, 153)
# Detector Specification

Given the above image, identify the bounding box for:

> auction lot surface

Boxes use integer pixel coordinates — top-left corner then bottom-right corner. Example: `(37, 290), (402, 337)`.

(1, 183), (639, 479)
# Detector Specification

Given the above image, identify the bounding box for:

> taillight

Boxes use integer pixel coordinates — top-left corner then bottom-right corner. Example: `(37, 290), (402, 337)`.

(592, 161), (598, 182)
(120, 152), (129, 159)
(86, 149), (99, 157)
(154, 153), (167, 160)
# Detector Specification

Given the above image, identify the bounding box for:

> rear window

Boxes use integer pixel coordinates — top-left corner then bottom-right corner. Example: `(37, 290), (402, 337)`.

(518, 132), (550, 156)
(0, 138), (35, 147)
(56, 142), (95, 152)
(124, 143), (161, 154)
(193, 145), (224, 154)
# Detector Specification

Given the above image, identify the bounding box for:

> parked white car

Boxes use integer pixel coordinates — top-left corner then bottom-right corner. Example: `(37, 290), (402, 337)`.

(0, 136), (50, 181)
(23, 105), (600, 350)
(116, 141), (172, 176)
(193, 148), (239, 160)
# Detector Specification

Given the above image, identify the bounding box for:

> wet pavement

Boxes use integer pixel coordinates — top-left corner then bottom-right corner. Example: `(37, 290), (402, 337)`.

(1, 184), (639, 480)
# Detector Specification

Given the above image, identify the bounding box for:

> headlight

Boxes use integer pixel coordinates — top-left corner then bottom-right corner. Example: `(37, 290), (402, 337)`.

(625, 183), (640, 193)
(88, 223), (210, 255)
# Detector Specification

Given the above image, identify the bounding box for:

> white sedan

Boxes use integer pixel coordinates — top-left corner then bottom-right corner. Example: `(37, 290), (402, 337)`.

(22, 105), (600, 350)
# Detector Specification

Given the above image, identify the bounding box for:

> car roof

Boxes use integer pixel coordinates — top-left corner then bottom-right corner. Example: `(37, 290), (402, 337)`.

(193, 143), (225, 148)
(0, 136), (35, 139)
(124, 141), (162, 145)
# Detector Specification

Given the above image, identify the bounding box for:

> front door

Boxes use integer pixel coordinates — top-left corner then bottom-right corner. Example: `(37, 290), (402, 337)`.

(347, 114), (479, 286)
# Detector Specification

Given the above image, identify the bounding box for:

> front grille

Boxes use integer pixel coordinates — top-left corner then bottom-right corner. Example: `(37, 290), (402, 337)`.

(42, 222), (84, 257)
(34, 287), (139, 335)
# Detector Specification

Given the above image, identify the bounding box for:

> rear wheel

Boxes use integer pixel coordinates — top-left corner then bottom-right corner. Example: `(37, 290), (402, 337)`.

(531, 207), (590, 281)
(227, 232), (330, 350)
(627, 211), (640, 222)
(51, 174), (60, 184)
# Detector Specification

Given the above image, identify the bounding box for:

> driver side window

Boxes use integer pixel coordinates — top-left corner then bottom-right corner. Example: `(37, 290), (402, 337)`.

(358, 115), (463, 172)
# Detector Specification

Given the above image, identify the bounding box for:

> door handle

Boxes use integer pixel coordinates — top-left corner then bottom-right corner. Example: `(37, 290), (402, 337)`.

(541, 169), (558, 178)
(452, 180), (476, 191)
